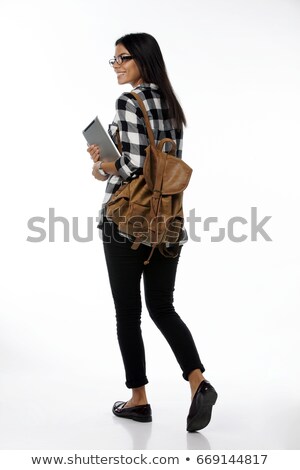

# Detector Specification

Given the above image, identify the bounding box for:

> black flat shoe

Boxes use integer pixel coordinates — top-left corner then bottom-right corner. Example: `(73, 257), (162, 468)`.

(186, 380), (218, 432)
(112, 401), (152, 422)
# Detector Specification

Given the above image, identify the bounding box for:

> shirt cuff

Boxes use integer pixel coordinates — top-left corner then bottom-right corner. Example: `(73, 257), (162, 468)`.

(114, 157), (132, 180)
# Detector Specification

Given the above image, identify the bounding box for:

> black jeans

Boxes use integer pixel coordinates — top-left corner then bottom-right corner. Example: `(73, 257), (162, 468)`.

(102, 218), (205, 389)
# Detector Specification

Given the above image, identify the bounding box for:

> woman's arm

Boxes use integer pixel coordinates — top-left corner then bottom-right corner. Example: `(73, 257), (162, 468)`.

(110, 93), (149, 180)
(87, 93), (148, 180)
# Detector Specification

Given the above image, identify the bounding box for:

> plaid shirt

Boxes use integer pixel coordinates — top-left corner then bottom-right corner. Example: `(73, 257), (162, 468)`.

(97, 82), (187, 244)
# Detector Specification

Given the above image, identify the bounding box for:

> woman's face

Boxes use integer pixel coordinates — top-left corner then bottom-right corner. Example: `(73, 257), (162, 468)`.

(113, 43), (143, 88)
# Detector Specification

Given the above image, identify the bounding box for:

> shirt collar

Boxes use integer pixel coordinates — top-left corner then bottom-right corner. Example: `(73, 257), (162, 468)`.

(132, 82), (159, 91)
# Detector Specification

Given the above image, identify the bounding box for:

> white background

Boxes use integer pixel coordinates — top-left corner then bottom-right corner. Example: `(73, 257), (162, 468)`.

(0, 0), (300, 451)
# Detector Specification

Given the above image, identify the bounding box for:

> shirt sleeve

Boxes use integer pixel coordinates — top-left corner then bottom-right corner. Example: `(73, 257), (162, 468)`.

(114, 93), (149, 181)
(175, 128), (183, 158)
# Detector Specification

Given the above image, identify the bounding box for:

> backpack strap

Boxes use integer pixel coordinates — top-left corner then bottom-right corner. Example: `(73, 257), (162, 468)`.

(129, 92), (156, 148)
(114, 92), (155, 158)
(130, 90), (168, 195)
(129, 91), (169, 265)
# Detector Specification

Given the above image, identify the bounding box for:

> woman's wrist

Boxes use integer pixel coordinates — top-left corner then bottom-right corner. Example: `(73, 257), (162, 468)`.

(101, 161), (119, 176)
(98, 161), (109, 176)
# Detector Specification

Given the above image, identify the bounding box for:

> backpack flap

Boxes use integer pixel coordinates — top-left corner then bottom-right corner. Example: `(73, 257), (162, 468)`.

(161, 156), (192, 195)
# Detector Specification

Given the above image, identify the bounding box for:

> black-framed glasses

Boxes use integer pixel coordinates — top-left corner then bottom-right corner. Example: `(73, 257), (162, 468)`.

(109, 55), (133, 66)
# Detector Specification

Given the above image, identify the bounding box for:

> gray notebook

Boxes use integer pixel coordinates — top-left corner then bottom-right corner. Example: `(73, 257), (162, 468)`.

(83, 116), (121, 161)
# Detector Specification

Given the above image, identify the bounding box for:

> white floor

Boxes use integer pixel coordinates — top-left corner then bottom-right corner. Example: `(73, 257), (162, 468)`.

(1, 252), (299, 451)
(1, 366), (299, 450)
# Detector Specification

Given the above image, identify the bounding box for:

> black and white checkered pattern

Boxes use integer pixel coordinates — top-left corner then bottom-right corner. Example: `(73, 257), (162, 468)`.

(97, 82), (187, 244)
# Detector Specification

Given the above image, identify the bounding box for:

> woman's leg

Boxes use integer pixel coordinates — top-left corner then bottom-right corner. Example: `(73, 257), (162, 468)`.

(102, 219), (150, 402)
(143, 245), (206, 396)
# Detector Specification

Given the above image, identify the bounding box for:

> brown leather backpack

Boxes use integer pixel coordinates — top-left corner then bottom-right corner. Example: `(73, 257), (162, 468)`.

(106, 91), (192, 265)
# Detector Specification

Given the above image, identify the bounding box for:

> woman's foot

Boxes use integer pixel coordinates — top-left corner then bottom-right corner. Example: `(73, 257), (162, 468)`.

(112, 401), (152, 422)
(186, 380), (218, 432)
(123, 398), (149, 408)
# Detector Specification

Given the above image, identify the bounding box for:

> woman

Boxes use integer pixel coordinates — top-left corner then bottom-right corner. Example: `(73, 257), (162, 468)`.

(87, 33), (217, 432)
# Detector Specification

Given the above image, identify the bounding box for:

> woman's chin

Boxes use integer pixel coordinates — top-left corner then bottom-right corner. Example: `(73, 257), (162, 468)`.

(117, 75), (128, 84)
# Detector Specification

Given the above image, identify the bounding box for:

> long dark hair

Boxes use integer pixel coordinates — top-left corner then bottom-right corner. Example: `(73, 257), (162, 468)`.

(115, 33), (187, 129)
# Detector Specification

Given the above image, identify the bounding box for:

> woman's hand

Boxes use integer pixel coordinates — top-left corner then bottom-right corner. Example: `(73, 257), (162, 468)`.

(87, 144), (101, 163)
(87, 143), (120, 179)
(87, 144), (108, 181)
